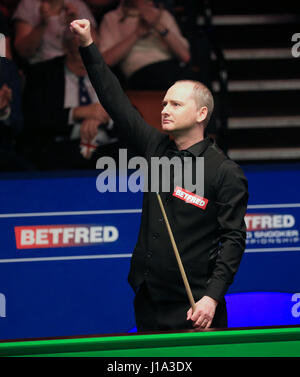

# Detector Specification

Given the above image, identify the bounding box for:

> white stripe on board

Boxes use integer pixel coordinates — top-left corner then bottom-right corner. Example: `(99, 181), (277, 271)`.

(0, 247), (299, 263)
(0, 245), (299, 264)
(0, 209), (142, 218)
(0, 203), (299, 218)
(245, 247), (300, 253)
(0, 253), (132, 263)
(247, 203), (300, 209)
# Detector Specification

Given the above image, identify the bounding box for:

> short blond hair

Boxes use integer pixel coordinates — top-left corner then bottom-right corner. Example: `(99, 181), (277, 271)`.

(175, 80), (214, 127)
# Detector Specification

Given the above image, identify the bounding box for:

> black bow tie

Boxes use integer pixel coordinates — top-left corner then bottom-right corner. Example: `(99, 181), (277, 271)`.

(166, 149), (194, 159)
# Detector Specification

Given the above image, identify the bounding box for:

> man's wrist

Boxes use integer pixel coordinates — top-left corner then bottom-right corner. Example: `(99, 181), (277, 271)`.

(73, 106), (83, 121)
(203, 295), (218, 307)
(154, 23), (169, 38)
(80, 38), (93, 48)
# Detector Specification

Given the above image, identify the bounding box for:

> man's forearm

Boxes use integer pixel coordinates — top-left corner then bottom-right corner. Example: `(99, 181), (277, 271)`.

(79, 42), (161, 156)
(72, 104), (109, 123)
(204, 235), (246, 303)
(101, 32), (139, 66)
(155, 22), (190, 63)
(15, 23), (46, 59)
(79, 43), (143, 127)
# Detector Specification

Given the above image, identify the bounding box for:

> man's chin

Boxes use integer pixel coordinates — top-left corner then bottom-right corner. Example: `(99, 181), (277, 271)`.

(161, 123), (175, 133)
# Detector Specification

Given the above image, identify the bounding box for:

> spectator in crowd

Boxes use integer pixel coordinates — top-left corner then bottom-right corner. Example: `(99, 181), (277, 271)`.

(20, 29), (120, 170)
(0, 10), (33, 171)
(0, 7), (13, 59)
(85, 0), (118, 25)
(13, 0), (97, 66)
(98, 0), (198, 90)
(0, 61), (27, 171)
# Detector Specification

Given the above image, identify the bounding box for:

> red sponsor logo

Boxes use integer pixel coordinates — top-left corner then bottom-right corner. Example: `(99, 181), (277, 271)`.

(172, 186), (208, 210)
(14, 225), (119, 249)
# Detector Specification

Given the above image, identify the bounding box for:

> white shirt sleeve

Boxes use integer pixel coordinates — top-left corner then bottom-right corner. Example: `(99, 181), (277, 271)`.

(12, 0), (39, 26)
(98, 11), (122, 53)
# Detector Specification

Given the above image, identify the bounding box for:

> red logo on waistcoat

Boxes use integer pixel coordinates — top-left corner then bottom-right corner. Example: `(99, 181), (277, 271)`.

(172, 186), (209, 210)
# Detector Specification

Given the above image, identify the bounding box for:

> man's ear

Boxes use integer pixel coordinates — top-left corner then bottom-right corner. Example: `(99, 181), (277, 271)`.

(196, 106), (208, 123)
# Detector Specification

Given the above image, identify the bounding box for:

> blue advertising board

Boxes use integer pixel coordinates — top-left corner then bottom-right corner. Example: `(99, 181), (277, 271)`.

(0, 163), (300, 339)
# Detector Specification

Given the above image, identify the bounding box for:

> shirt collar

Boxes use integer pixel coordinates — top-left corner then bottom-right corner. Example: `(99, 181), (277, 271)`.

(167, 137), (212, 157)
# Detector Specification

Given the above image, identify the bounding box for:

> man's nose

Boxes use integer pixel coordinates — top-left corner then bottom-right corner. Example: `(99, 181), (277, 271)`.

(162, 104), (169, 115)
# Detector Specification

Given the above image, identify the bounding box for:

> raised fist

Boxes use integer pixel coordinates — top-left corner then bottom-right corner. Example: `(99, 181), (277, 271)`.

(69, 19), (93, 47)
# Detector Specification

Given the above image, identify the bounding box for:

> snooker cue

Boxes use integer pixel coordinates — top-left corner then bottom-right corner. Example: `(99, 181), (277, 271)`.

(156, 192), (196, 313)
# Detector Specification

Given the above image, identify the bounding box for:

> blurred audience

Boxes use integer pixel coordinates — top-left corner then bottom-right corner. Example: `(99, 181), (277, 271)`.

(85, 0), (119, 25)
(0, 0), (20, 18)
(0, 60), (30, 171)
(0, 8), (13, 59)
(98, 0), (198, 90)
(20, 30), (120, 170)
(0, 9), (34, 171)
(13, 0), (97, 66)
(0, 0), (215, 171)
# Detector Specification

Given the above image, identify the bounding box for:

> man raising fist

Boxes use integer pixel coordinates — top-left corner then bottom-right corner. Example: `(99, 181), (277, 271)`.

(70, 19), (248, 332)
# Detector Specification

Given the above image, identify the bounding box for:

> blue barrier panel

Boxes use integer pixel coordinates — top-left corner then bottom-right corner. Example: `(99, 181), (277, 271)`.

(0, 171), (142, 339)
(0, 163), (300, 339)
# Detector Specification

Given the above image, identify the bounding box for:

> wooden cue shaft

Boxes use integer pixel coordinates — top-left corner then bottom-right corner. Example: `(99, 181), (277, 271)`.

(156, 192), (196, 312)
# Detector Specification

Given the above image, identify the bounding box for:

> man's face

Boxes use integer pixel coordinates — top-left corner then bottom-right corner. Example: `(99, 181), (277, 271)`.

(161, 82), (201, 134)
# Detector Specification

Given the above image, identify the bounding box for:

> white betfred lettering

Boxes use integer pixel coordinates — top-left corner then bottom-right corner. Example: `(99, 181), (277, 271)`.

(104, 226), (119, 242)
(74, 227), (89, 243)
(284, 215), (295, 228)
(273, 215), (282, 228)
(18, 226), (119, 247)
(252, 216), (262, 229)
(21, 230), (35, 245)
(173, 186), (208, 209)
(90, 227), (103, 243)
(48, 228), (63, 244)
(36, 229), (49, 245)
(63, 228), (75, 243)
(245, 214), (296, 230)
(260, 216), (272, 229)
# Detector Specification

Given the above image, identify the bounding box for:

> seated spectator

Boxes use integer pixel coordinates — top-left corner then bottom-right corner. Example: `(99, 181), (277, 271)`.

(0, 60), (30, 171)
(13, 0), (97, 66)
(0, 9), (33, 172)
(98, 0), (198, 90)
(0, 8), (13, 59)
(20, 29), (120, 170)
